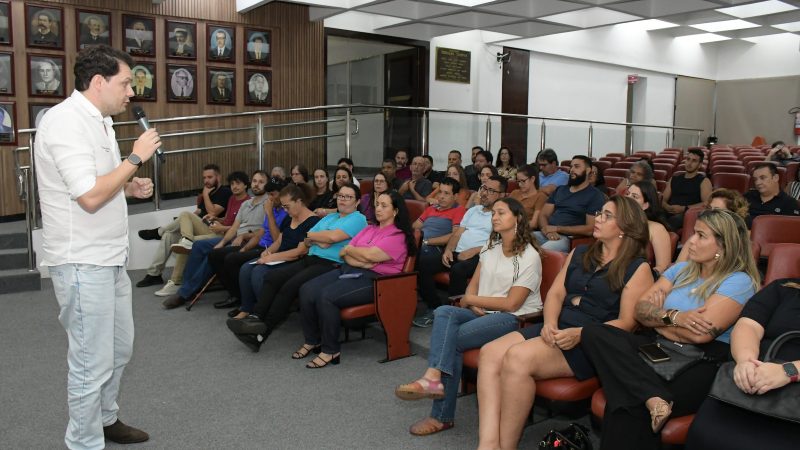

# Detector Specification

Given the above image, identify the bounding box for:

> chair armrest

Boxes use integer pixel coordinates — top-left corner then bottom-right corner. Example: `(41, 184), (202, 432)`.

(515, 310), (544, 328)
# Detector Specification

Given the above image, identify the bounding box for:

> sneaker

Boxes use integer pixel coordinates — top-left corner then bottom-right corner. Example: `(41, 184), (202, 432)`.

(154, 280), (179, 297)
(170, 237), (193, 254)
(137, 228), (161, 241)
(135, 274), (163, 288)
(412, 312), (435, 328)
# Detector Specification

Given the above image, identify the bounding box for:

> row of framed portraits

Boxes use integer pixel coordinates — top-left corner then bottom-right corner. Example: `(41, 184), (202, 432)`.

(0, 101), (63, 145)
(0, 2), (272, 66)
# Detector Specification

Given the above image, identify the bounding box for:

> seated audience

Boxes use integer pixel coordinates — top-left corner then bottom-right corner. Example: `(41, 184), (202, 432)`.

(290, 164), (309, 184)
(309, 168), (335, 214)
(395, 149), (411, 180)
(744, 162), (799, 227)
(270, 166), (286, 180)
(465, 165), (499, 209)
(509, 163), (547, 229)
(496, 146), (517, 180)
(225, 184), (367, 350)
(397, 197), (543, 436)
(766, 140), (800, 165)
(295, 190), (415, 368)
(686, 278), (800, 450)
(317, 167), (355, 215)
(359, 172), (391, 224)
(463, 146), (482, 185)
(661, 148), (711, 230)
(615, 160), (655, 197)
(537, 148), (568, 196)
(466, 150), (493, 191)
(413, 176), (505, 328)
(580, 208), (759, 450)
(676, 188), (748, 263)
(591, 164), (608, 195)
(535, 156), (606, 252)
(477, 196), (653, 449)
(381, 158), (404, 190)
(447, 149), (462, 168)
(626, 181), (672, 275)
(399, 156), (433, 201)
(423, 155), (444, 185)
(427, 164), (470, 207)
(336, 157), (360, 187)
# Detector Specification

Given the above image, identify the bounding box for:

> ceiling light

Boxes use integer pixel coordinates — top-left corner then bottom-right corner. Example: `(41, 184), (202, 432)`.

(539, 7), (641, 29)
(716, 0), (797, 18)
(773, 21), (800, 32)
(616, 19), (679, 31)
(690, 19), (760, 32)
(675, 33), (731, 44)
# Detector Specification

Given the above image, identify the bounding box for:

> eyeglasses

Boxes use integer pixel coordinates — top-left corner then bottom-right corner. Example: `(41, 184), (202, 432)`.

(337, 194), (355, 201)
(479, 185), (503, 195)
(594, 210), (616, 222)
(516, 177), (529, 184)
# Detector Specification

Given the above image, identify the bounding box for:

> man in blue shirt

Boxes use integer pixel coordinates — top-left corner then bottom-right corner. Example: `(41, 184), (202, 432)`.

(536, 156), (606, 253)
(537, 148), (569, 196)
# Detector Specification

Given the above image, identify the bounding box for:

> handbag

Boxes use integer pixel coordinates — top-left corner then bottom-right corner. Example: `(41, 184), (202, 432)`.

(538, 423), (593, 450)
(639, 336), (709, 381)
(708, 330), (800, 424)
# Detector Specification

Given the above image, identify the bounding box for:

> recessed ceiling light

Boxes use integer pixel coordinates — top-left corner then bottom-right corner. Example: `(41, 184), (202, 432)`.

(616, 19), (679, 31)
(676, 33), (731, 44)
(716, 0), (797, 18)
(431, 0), (495, 6)
(691, 19), (760, 32)
(773, 21), (800, 32)
(539, 7), (641, 29)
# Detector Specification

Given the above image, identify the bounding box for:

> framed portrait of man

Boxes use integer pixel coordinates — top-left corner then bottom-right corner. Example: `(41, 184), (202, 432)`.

(131, 62), (156, 102)
(207, 24), (234, 63)
(29, 103), (52, 129)
(0, 51), (14, 96)
(208, 68), (234, 105)
(0, 100), (15, 145)
(245, 28), (271, 66)
(123, 15), (155, 57)
(0, 1), (13, 45)
(165, 20), (196, 59)
(25, 4), (63, 49)
(28, 54), (65, 98)
(76, 10), (110, 49)
(167, 64), (196, 103)
(244, 69), (271, 107)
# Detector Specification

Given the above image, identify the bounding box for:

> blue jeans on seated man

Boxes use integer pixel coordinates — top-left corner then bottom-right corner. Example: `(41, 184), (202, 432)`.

(427, 306), (519, 424)
(238, 259), (286, 313)
(534, 231), (571, 253)
(177, 237), (222, 298)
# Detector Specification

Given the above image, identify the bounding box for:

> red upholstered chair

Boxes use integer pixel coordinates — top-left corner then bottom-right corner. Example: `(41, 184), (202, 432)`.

(559, 166), (570, 174)
(633, 151), (656, 159)
(653, 169), (668, 181)
(653, 163), (674, 178)
(594, 160), (612, 172)
(404, 199), (427, 224)
(604, 176), (623, 190)
(359, 179), (373, 197)
(604, 168), (628, 178)
(743, 155), (766, 167)
(591, 389), (694, 445)
(712, 164), (745, 174)
(625, 156), (643, 162)
(614, 161), (635, 169)
(339, 231), (421, 362)
(751, 216), (800, 258)
(711, 173), (750, 194)
(606, 152), (625, 158)
(656, 180), (667, 193)
(763, 243), (800, 285)
(506, 180), (518, 193)
(599, 156), (621, 165)
(680, 206), (705, 245)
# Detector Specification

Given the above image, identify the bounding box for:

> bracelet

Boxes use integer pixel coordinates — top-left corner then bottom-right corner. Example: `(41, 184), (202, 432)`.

(671, 310), (680, 327)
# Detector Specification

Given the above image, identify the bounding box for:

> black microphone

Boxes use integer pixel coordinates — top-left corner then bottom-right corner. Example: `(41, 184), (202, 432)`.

(131, 106), (166, 163)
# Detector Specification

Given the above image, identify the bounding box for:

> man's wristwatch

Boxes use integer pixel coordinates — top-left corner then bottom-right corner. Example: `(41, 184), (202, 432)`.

(127, 153), (143, 168)
(783, 362), (799, 383)
(422, 239), (429, 247)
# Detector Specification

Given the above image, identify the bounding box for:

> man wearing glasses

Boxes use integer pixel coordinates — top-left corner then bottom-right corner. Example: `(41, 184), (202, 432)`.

(413, 175), (506, 327)
(536, 156), (605, 253)
(537, 148), (568, 196)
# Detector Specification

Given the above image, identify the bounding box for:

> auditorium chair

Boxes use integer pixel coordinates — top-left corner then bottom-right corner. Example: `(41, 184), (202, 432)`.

(742, 155), (766, 167)
(604, 168), (628, 178)
(506, 180), (518, 193)
(604, 176), (623, 190)
(591, 389), (694, 446)
(652, 158), (678, 168)
(594, 160), (612, 172)
(633, 151), (656, 159)
(656, 180), (667, 193)
(614, 161), (635, 169)
(599, 156), (621, 165)
(711, 173), (750, 194)
(339, 231), (421, 362)
(606, 152), (625, 159)
(404, 199), (427, 224)
(653, 163), (673, 178)
(559, 166), (570, 174)
(359, 179), (373, 196)
(680, 206), (705, 244)
(653, 169), (668, 181)
(711, 164), (745, 174)
(751, 215), (800, 258)
(763, 243), (800, 285)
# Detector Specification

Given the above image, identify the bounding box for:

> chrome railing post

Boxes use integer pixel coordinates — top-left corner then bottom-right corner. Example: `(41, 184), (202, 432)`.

(345, 108), (352, 159)
(28, 133), (38, 227)
(20, 166), (36, 270)
(540, 121), (546, 152)
(256, 115), (264, 169)
(421, 110), (428, 156)
(152, 152), (161, 211)
(666, 130), (670, 148)
(697, 131), (702, 147)
(587, 123), (594, 158)
(485, 116), (491, 152)
(627, 126), (633, 156)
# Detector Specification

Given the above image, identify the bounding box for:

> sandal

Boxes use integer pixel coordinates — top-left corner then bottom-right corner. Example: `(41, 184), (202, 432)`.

(649, 399), (673, 433)
(292, 344), (321, 360)
(306, 353), (340, 369)
(409, 417), (454, 436)
(395, 377), (445, 401)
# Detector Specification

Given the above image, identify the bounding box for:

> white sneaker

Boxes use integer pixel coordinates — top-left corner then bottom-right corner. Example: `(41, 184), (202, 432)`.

(155, 280), (180, 297)
(170, 237), (193, 254)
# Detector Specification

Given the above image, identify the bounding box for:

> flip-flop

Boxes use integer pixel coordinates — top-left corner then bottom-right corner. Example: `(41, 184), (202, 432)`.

(409, 417), (454, 436)
(395, 378), (445, 400)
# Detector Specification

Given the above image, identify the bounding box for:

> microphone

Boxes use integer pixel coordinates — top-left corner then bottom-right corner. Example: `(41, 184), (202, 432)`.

(131, 106), (165, 163)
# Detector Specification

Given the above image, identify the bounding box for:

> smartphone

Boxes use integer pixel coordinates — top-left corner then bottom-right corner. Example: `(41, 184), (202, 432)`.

(338, 272), (363, 279)
(639, 343), (671, 363)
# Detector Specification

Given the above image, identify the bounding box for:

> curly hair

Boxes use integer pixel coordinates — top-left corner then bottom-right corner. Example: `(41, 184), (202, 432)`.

(708, 188), (749, 220)
(485, 197), (542, 258)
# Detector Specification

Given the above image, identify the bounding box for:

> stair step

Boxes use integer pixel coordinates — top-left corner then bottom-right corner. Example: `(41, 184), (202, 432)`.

(0, 268), (41, 295)
(0, 232), (28, 250)
(0, 248), (32, 270)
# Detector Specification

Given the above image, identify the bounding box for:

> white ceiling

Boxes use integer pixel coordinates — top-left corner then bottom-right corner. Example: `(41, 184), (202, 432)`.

(244, 0), (800, 44)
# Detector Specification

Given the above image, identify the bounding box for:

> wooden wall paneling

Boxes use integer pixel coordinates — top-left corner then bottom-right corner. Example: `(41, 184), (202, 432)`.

(500, 46), (530, 165)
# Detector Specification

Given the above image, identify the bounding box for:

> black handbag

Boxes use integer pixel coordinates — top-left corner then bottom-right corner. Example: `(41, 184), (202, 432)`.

(708, 330), (800, 424)
(538, 423), (593, 450)
(640, 336), (709, 381)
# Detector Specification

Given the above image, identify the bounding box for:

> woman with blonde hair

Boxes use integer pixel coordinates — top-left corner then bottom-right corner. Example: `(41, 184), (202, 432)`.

(676, 188), (749, 263)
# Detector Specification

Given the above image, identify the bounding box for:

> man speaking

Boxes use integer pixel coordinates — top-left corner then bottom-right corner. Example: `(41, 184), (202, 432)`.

(34, 45), (161, 449)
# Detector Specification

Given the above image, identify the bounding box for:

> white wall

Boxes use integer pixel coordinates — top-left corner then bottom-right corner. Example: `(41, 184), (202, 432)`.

(714, 33), (800, 81)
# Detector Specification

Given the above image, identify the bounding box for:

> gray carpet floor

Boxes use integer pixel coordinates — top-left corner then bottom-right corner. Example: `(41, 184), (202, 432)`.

(0, 269), (599, 449)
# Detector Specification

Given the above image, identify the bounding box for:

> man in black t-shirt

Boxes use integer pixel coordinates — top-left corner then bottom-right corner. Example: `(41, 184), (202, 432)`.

(744, 162), (800, 227)
(661, 149), (712, 230)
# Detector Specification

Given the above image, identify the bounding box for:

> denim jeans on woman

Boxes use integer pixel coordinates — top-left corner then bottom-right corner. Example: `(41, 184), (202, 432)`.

(427, 305), (519, 423)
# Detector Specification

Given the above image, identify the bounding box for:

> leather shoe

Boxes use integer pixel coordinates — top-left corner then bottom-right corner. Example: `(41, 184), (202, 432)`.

(234, 333), (265, 352)
(103, 419), (149, 444)
(162, 294), (186, 310)
(137, 228), (161, 241)
(227, 308), (241, 318)
(135, 274), (163, 288)
(226, 316), (267, 335)
(214, 296), (241, 309)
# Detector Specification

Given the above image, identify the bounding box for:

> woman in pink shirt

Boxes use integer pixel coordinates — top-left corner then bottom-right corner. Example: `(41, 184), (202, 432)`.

(295, 190), (417, 368)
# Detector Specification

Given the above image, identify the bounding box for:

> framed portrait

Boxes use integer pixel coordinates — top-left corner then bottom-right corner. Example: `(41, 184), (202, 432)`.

(0, 1), (12, 45)
(207, 24), (234, 63)
(76, 10), (110, 49)
(0, 100), (16, 145)
(28, 54), (65, 98)
(25, 3), (63, 49)
(0, 51), (14, 96)
(165, 20), (196, 60)
(29, 103), (53, 129)
(244, 69), (271, 107)
(131, 62), (156, 102)
(167, 64), (196, 102)
(123, 15), (155, 57)
(207, 67), (234, 105)
(245, 28), (271, 66)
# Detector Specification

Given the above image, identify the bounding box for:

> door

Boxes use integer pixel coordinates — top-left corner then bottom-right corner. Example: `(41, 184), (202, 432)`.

(501, 47), (530, 164)
(384, 48), (424, 158)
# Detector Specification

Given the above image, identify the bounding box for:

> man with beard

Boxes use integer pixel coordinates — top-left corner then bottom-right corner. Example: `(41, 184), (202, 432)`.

(536, 155), (605, 252)
(467, 149), (493, 191)
(31, 10), (59, 46)
(744, 162), (799, 227)
(463, 146), (482, 187)
(660, 148), (711, 230)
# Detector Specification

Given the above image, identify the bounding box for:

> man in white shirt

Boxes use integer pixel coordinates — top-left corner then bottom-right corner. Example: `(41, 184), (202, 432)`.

(34, 45), (161, 449)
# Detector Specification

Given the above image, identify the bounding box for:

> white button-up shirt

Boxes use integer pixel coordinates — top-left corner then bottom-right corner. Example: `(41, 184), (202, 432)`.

(35, 90), (129, 267)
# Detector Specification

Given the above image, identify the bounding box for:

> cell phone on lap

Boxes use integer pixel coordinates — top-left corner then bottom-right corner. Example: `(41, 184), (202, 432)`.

(639, 343), (670, 363)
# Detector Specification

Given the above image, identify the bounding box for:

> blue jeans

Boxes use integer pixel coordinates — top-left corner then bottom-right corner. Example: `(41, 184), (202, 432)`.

(534, 231), (571, 253)
(238, 259), (282, 313)
(427, 306), (519, 423)
(49, 264), (133, 450)
(177, 237), (222, 298)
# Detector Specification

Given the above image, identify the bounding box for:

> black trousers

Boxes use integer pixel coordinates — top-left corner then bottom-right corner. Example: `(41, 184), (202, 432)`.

(581, 323), (727, 450)
(253, 256), (337, 330)
(416, 248), (479, 310)
(208, 245), (264, 299)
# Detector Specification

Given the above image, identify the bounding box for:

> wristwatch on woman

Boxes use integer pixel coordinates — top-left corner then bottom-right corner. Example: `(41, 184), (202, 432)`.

(783, 362), (799, 383)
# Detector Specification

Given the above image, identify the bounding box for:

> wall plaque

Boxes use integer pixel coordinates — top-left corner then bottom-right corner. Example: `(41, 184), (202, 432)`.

(435, 47), (470, 84)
